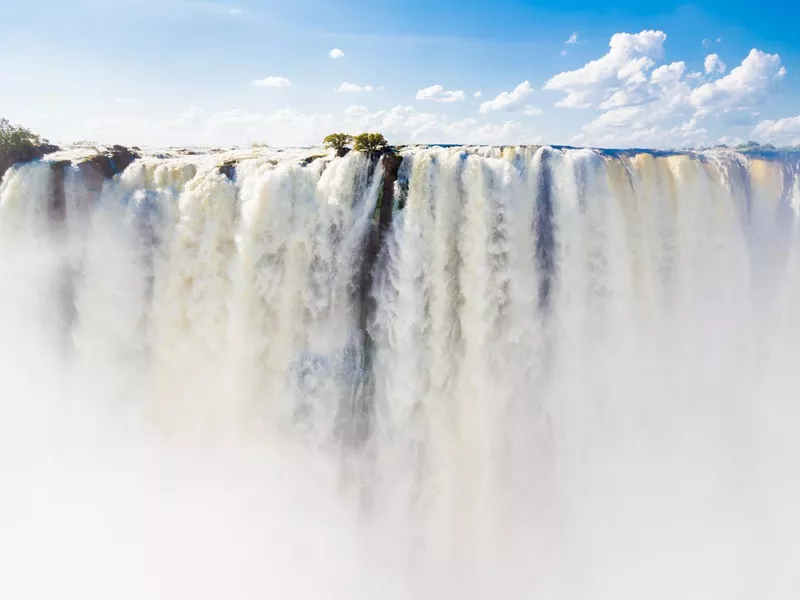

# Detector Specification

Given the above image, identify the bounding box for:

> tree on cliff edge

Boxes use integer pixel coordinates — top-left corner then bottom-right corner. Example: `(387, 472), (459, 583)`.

(353, 133), (387, 155)
(0, 118), (43, 154)
(324, 133), (354, 153)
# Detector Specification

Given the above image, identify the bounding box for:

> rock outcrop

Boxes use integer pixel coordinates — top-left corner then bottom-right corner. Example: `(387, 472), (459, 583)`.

(0, 142), (60, 182)
(379, 152), (403, 240)
(82, 145), (140, 179)
(1, 143), (139, 189)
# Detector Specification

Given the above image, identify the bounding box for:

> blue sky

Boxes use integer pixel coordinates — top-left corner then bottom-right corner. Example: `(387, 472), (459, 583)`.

(1, 0), (798, 148)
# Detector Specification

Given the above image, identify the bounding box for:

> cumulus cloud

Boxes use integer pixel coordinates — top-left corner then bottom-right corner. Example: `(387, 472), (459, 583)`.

(252, 76), (292, 88)
(521, 105), (543, 116)
(690, 49), (785, 116)
(752, 115), (800, 145)
(544, 30), (667, 108)
(545, 29), (788, 148)
(336, 82), (376, 93)
(474, 90), (482, 98)
(329, 48), (345, 59)
(566, 56), (698, 146)
(704, 54), (727, 74)
(479, 81), (534, 113)
(416, 84), (466, 103)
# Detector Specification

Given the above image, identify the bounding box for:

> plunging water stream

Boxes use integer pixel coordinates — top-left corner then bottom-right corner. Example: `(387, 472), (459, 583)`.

(1, 146), (798, 599)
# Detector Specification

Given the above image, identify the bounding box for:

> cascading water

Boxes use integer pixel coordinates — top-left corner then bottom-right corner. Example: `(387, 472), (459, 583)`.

(1, 145), (799, 600)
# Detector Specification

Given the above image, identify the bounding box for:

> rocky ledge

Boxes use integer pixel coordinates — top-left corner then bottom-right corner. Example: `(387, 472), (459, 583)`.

(0, 141), (60, 182)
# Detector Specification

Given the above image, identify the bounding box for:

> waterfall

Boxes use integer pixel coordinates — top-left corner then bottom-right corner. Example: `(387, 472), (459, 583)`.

(1, 146), (799, 600)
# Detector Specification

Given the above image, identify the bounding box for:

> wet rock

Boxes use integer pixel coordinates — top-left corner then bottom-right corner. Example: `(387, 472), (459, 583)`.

(77, 161), (108, 193)
(0, 142), (60, 181)
(218, 160), (237, 180)
(379, 153), (403, 239)
(301, 154), (326, 167)
(49, 160), (71, 222)
(336, 147), (350, 158)
(83, 145), (139, 179)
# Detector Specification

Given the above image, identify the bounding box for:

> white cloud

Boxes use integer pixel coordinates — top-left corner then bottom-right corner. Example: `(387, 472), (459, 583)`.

(252, 76), (292, 88)
(474, 90), (482, 98)
(336, 82), (377, 93)
(704, 53), (727, 74)
(690, 49), (786, 116)
(344, 104), (540, 144)
(717, 135), (745, 147)
(479, 81), (534, 113)
(416, 84), (466, 103)
(329, 48), (345, 59)
(115, 98), (139, 104)
(521, 105), (543, 116)
(561, 32), (582, 55)
(752, 115), (800, 145)
(544, 30), (788, 148)
(344, 105), (370, 118)
(544, 30), (667, 109)
(567, 56), (700, 147)
(179, 106), (204, 123)
(6, 100), (546, 148)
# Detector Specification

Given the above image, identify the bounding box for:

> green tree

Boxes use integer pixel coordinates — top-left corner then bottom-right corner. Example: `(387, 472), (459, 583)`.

(353, 132), (388, 154)
(323, 133), (354, 152)
(0, 118), (42, 154)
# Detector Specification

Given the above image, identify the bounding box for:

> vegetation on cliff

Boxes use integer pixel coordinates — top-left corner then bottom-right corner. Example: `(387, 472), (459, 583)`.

(0, 118), (44, 154)
(323, 133), (354, 153)
(0, 118), (59, 180)
(353, 133), (388, 154)
(323, 132), (389, 155)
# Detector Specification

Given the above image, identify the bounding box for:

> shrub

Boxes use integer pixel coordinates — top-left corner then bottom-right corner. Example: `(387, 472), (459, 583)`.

(353, 132), (387, 154)
(0, 118), (42, 154)
(323, 133), (353, 151)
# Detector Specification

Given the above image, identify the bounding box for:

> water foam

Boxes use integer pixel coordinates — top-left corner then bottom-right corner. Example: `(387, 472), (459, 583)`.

(1, 147), (799, 600)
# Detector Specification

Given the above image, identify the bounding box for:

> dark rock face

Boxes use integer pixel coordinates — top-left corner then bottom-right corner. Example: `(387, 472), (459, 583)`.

(85, 145), (140, 179)
(77, 161), (108, 193)
(219, 160), (236, 181)
(0, 142), (60, 182)
(379, 153), (403, 240)
(339, 151), (403, 464)
(1, 143), (140, 188)
(49, 161), (71, 222)
(301, 154), (326, 167)
(535, 148), (556, 311)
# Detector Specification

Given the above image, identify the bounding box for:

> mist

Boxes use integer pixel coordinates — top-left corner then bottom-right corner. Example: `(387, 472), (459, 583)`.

(1, 147), (799, 600)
